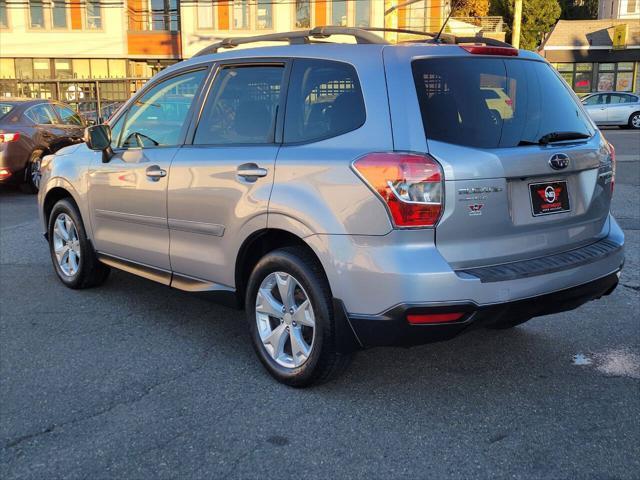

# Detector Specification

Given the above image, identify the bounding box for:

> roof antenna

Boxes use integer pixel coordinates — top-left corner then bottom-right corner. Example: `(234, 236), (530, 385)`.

(434, 0), (459, 43)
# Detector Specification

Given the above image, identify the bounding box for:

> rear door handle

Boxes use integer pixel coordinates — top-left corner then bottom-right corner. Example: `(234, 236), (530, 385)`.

(237, 164), (268, 180)
(146, 165), (167, 180)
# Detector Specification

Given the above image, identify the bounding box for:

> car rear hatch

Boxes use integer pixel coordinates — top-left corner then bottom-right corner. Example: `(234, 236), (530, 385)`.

(408, 51), (614, 269)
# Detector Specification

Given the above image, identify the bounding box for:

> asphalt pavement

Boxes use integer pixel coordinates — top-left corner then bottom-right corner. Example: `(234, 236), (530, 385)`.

(1, 129), (638, 479)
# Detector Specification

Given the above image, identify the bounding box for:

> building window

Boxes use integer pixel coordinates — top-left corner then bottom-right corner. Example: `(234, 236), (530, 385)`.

(15, 59), (34, 79)
(0, 58), (15, 79)
(331, 0), (347, 26)
(54, 59), (73, 79)
(29, 1), (46, 28)
(0, 0), (8, 28)
(51, 0), (67, 28)
(355, 0), (371, 27)
(33, 58), (51, 79)
(86, 0), (102, 29)
(132, 0), (178, 31)
(256, 0), (272, 29)
(627, 0), (638, 13)
(72, 59), (91, 79)
(574, 63), (592, 93)
(296, 0), (310, 28)
(233, 0), (250, 29)
(197, 0), (214, 29)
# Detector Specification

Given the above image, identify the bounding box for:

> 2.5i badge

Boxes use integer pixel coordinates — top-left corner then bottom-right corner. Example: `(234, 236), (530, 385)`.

(529, 181), (571, 216)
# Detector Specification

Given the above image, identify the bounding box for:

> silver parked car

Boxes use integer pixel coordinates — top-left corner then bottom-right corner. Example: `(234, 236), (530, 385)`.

(581, 91), (640, 129)
(38, 28), (624, 386)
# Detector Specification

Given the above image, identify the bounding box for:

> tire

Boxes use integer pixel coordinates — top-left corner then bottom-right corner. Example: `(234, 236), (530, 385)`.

(48, 198), (110, 289)
(245, 246), (351, 387)
(628, 112), (640, 130)
(20, 149), (44, 194)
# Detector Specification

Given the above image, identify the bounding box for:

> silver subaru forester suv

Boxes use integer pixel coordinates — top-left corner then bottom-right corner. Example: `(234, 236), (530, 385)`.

(38, 28), (624, 386)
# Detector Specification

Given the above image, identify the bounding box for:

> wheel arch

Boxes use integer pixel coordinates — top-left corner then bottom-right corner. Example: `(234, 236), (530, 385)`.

(234, 228), (329, 308)
(42, 184), (82, 238)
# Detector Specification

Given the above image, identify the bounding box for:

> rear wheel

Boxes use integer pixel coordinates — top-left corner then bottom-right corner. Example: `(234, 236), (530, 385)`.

(245, 247), (350, 387)
(629, 112), (640, 129)
(21, 149), (43, 194)
(48, 199), (110, 289)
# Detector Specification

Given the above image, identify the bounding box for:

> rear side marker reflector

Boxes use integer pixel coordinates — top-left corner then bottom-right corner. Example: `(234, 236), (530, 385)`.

(407, 313), (465, 324)
(352, 152), (444, 228)
(461, 45), (518, 56)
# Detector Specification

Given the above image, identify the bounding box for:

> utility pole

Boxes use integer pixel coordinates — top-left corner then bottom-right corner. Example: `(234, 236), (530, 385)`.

(512, 0), (523, 48)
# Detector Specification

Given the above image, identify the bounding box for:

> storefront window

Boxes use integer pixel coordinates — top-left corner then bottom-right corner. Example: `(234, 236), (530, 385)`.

(256, 0), (272, 29)
(15, 59), (34, 79)
(109, 60), (127, 78)
(72, 59), (91, 79)
(0, 58), (15, 79)
(33, 58), (51, 79)
(616, 71), (633, 92)
(90, 59), (109, 78)
(54, 59), (73, 79)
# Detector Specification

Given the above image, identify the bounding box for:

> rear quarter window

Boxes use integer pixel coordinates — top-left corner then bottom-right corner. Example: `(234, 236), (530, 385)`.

(284, 59), (366, 144)
(412, 57), (594, 149)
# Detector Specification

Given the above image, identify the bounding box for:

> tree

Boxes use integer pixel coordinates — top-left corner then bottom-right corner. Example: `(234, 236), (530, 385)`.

(559, 0), (598, 19)
(490, 0), (562, 50)
(452, 0), (490, 17)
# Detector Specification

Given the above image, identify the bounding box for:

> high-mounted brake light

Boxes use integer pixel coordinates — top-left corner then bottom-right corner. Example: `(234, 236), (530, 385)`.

(461, 45), (518, 56)
(0, 133), (20, 143)
(352, 152), (444, 228)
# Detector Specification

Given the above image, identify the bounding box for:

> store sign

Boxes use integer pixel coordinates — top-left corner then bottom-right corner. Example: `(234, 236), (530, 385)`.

(613, 24), (628, 50)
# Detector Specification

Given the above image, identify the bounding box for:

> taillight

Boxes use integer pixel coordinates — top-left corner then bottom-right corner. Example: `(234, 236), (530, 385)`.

(0, 133), (20, 143)
(609, 142), (616, 194)
(407, 313), (465, 324)
(352, 152), (444, 228)
(0, 168), (12, 180)
(460, 45), (518, 56)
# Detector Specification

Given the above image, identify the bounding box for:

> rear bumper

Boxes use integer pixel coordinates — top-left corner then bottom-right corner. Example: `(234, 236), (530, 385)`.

(341, 270), (620, 348)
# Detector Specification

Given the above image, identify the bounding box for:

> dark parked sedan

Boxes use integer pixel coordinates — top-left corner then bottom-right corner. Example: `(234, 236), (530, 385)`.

(0, 98), (85, 193)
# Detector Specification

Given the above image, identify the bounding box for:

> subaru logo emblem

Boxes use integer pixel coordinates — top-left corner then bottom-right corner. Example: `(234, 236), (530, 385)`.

(549, 153), (570, 170)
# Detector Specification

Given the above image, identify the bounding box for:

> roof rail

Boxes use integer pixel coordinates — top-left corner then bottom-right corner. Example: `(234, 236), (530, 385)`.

(363, 27), (513, 48)
(194, 26), (389, 57)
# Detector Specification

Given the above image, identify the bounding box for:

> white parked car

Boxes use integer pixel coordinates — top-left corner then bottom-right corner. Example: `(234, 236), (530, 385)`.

(581, 91), (640, 129)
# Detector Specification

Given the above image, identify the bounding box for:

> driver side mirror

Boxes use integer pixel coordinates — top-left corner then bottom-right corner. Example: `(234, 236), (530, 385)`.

(84, 124), (113, 163)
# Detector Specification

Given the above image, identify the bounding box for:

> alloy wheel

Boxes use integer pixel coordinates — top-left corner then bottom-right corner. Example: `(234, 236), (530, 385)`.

(31, 157), (42, 190)
(631, 113), (640, 129)
(52, 213), (81, 276)
(255, 271), (315, 368)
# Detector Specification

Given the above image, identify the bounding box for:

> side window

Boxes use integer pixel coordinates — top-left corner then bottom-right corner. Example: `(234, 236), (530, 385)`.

(610, 94), (631, 104)
(194, 65), (284, 145)
(25, 104), (57, 125)
(583, 94), (602, 106)
(119, 69), (207, 148)
(284, 59), (366, 144)
(53, 105), (84, 126)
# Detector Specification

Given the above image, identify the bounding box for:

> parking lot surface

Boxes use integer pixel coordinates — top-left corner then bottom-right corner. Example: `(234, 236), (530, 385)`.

(1, 129), (638, 479)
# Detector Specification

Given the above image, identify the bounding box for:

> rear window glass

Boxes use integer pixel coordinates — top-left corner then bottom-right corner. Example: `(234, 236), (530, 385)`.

(284, 59), (365, 144)
(412, 58), (594, 149)
(0, 103), (14, 119)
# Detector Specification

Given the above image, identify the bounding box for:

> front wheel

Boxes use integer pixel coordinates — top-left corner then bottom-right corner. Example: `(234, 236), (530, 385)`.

(245, 247), (350, 387)
(629, 112), (640, 130)
(48, 199), (110, 289)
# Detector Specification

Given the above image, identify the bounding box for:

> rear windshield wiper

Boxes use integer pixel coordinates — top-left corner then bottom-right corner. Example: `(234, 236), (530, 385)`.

(519, 131), (591, 146)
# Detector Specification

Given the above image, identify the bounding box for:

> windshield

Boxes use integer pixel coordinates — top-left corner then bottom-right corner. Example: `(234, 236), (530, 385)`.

(0, 103), (14, 119)
(412, 58), (594, 149)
